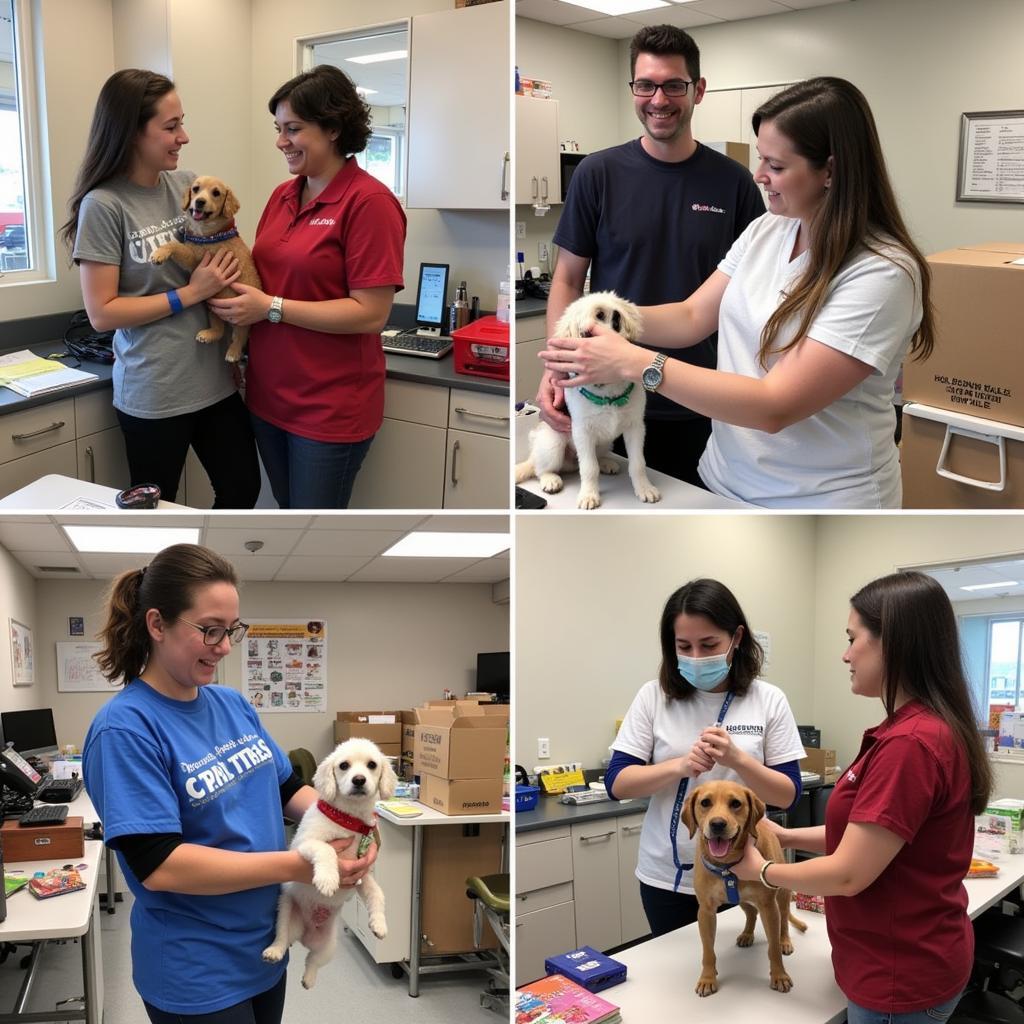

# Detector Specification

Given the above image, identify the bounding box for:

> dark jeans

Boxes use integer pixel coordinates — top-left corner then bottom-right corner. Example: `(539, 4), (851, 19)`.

(143, 972), (286, 1024)
(640, 881), (726, 937)
(250, 414), (373, 509)
(613, 415), (712, 490)
(116, 392), (260, 508)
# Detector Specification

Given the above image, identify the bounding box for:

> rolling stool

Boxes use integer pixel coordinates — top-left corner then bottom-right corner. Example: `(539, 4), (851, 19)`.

(466, 873), (510, 1013)
(974, 911), (1024, 1001)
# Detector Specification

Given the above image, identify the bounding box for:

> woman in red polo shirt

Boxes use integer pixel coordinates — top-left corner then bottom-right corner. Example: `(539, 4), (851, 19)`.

(733, 571), (992, 1023)
(210, 65), (406, 508)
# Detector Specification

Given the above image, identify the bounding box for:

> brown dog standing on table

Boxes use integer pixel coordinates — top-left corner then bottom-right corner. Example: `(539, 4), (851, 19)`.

(150, 175), (262, 363)
(682, 779), (807, 996)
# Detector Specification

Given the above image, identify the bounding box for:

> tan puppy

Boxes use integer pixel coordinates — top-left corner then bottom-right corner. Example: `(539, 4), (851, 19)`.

(150, 175), (262, 362)
(682, 779), (807, 996)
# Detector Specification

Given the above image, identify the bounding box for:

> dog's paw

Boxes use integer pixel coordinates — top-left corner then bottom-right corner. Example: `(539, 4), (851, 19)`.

(224, 349), (243, 363)
(195, 328), (223, 344)
(635, 482), (661, 504)
(149, 245), (171, 265)
(301, 969), (319, 990)
(736, 932), (755, 948)
(261, 945), (286, 963)
(695, 974), (719, 997)
(312, 867), (340, 898)
(577, 490), (601, 510)
(539, 473), (564, 494)
(770, 970), (794, 993)
(781, 938), (794, 955)
(369, 914), (388, 940)
(597, 458), (620, 475)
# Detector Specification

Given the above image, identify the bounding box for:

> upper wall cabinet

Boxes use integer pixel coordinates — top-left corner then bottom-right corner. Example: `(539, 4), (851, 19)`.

(405, 1), (509, 211)
(515, 95), (560, 209)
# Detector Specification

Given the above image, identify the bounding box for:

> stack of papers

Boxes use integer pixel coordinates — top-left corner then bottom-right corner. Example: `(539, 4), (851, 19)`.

(0, 350), (98, 397)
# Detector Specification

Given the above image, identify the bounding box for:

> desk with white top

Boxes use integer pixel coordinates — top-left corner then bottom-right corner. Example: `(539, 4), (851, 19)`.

(602, 853), (1024, 1023)
(0, 839), (104, 1024)
(342, 802), (510, 997)
(0, 474), (184, 509)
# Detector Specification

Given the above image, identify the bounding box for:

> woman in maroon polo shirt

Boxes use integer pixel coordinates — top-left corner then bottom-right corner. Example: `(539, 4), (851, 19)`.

(210, 65), (406, 509)
(733, 571), (992, 1023)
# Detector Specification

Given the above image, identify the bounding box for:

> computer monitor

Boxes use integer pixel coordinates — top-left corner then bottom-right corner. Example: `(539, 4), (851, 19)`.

(414, 262), (450, 338)
(476, 651), (509, 703)
(0, 708), (59, 759)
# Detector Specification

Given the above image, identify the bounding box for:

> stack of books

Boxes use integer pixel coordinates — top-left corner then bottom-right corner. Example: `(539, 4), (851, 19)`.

(0, 350), (98, 397)
(515, 974), (621, 1024)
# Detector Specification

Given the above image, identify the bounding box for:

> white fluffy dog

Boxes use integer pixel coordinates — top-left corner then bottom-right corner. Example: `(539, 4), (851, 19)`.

(262, 738), (397, 989)
(515, 291), (661, 510)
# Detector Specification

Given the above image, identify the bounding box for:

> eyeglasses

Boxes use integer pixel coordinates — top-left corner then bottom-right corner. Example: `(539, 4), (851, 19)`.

(629, 79), (694, 98)
(179, 618), (250, 646)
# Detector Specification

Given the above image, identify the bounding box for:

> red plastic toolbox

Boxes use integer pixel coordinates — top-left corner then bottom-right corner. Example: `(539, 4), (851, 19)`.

(451, 315), (510, 380)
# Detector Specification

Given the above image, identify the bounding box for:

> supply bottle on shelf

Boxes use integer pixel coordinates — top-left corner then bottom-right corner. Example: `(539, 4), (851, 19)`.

(454, 281), (470, 330)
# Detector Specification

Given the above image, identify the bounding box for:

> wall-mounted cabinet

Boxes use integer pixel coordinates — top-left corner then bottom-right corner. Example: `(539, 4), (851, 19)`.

(515, 95), (560, 209)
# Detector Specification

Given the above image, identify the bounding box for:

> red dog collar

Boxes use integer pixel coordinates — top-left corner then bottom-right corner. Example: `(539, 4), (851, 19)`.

(316, 800), (375, 835)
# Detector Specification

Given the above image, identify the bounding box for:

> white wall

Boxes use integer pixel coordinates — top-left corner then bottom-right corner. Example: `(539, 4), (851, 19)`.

(516, 515), (818, 771)
(27, 576), (507, 763)
(0, 542), (40, 701)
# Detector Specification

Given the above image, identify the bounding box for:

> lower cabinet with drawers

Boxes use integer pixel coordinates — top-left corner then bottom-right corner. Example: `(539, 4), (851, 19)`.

(515, 810), (648, 987)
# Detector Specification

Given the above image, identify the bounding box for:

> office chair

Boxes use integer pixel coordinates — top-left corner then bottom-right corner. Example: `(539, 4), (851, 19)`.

(466, 873), (509, 1013)
(287, 748), (317, 787)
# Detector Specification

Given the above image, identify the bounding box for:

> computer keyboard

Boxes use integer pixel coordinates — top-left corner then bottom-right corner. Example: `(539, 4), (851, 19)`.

(38, 778), (83, 803)
(19, 804), (69, 827)
(381, 331), (453, 359)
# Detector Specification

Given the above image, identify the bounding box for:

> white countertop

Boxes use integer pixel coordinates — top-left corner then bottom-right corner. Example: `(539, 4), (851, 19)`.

(377, 801), (510, 827)
(0, 474), (186, 509)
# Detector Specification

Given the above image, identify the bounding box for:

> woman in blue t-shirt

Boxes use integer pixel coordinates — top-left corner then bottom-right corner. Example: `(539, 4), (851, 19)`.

(83, 543), (374, 1024)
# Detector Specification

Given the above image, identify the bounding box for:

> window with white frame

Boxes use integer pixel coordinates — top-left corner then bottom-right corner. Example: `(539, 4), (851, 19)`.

(0, 0), (31, 275)
(959, 612), (1024, 727)
(306, 24), (407, 199)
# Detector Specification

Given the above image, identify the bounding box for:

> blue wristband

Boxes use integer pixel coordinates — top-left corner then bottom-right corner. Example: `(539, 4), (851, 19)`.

(166, 289), (183, 315)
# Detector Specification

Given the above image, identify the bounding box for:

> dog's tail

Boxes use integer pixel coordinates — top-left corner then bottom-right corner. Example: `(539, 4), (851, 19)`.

(514, 458), (535, 484)
(788, 910), (808, 933)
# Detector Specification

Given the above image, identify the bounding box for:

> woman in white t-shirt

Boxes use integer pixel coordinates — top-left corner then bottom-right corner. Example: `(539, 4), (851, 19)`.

(608, 578), (804, 937)
(541, 77), (935, 509)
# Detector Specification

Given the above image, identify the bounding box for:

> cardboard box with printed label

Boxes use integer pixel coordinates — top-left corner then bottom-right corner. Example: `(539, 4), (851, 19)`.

(800, 748), (837, 776)
(903, 243), (1024, 427)
(334, 710), (402, 748)
(976, 800), (1024, 858)
(414, 703), (508, 781)
(419, 774), (503, 815)
(1, 816), (84, 862)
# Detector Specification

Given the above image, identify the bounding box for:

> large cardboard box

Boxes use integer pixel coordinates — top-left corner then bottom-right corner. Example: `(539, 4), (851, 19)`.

(705, 141), (750, 167)
(800, 748), (836, 776)
(334, 711), (402, 747)
(419, 774), (503, 815)
(1, 816), (84, 862)
(400, 710), (418, 780)
(414, 704), (508, 781)
(901, 403), (1024, 509)
(903, 243), (1024, 427)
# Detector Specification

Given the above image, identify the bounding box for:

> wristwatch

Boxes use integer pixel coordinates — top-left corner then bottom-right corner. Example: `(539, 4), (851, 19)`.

(267, 296), (284, 324)
(642, 352), (667, 393)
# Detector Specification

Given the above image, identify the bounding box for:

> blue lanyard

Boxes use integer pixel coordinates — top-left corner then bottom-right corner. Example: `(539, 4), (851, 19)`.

(668, 689), (735, 892)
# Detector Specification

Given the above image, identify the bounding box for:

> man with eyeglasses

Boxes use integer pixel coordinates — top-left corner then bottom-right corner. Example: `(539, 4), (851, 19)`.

(539, 24), (764, 489)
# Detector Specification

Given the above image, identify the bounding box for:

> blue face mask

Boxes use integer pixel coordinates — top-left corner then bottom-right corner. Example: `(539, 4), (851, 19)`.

(677, 639), (736, 692)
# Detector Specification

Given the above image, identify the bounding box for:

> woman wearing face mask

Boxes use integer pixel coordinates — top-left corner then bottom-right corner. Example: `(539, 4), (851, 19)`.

(607, 578), (805, 936)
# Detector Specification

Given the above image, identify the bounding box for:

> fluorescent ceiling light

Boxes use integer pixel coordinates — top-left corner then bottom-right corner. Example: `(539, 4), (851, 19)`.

(383, 532), (510, 558)
(347, 50), (407, 65)
(961, 580), (1019, 591)
(557, 0), (669, 14)
(64, 526), (201, 554)
(355, 87), (378, 96)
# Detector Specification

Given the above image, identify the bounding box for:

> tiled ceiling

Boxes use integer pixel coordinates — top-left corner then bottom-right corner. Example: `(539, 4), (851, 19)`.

(516, 0), (851, 39)
(924, 558), (1024, 604)
(0, 514), (510, 586)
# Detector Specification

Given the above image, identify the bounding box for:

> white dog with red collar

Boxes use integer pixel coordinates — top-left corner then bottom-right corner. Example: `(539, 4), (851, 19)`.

(262, 738), (397, 989)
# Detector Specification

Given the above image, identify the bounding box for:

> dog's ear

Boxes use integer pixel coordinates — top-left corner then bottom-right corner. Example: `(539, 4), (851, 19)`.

(181, 184), (191, 211)
(222, 187), (240, 220)
(312, 749), (340, 803)
(681, 785), (702, 839)
(615, 298), (643, 343)
(378, 756), (398, 800)
(744, 788), (766, 843)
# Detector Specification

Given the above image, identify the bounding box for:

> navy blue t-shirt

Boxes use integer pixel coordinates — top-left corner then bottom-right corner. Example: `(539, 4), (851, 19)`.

(553, 139), (765, 420)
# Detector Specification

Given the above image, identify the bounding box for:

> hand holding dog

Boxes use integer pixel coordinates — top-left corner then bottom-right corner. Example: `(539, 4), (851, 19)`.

(186, 250), (241, 302)
(540, 321), (647, 387)
(730, 836), (768, 882)
(536, 370), (572, 433)
(208, 283), (273, 327)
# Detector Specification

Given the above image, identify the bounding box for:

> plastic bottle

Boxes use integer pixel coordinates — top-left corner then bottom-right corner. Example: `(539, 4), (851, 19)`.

(454, 281), (470, 330)
(496, 277), (511, 323)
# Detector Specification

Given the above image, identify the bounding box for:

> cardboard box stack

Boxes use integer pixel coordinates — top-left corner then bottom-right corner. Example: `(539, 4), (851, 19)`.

(334, 711), (402, 761)
(800, 747), (839, 783)
(400, 709), (418, 781)
(414, 700), (509, 815)
(902, 242), (1024, 508)
(976, 799), (1024, 859)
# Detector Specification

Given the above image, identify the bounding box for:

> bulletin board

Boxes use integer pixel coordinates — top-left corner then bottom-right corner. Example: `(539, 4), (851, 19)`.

(244, 619), (326, 712)
(56, 642), (116, 692)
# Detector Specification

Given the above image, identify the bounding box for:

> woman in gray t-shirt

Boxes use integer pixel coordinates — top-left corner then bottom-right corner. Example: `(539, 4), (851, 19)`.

(60, 69), (260, 508)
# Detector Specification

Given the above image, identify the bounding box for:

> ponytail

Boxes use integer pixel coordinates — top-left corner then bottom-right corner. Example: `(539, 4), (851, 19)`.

(94, 544), (238, 685)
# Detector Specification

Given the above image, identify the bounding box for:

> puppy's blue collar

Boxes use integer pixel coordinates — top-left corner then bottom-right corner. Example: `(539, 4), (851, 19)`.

(180, 221), (239, 245)
(701, 855), (742, 905)
(578, 383), (635, 406)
